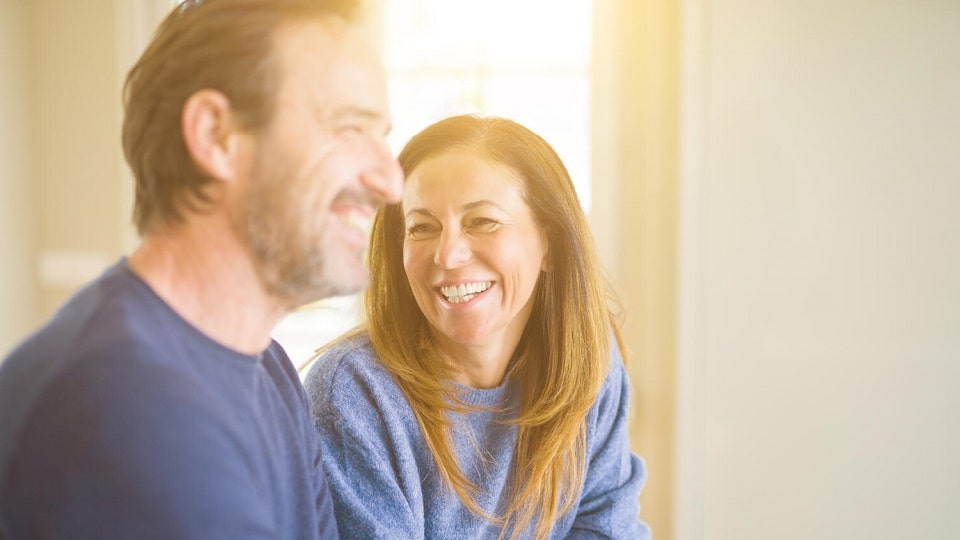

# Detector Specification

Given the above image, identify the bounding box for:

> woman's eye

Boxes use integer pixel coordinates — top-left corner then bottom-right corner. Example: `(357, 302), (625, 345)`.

(406, 223), (437, 237)
(467, 217), (499, 231)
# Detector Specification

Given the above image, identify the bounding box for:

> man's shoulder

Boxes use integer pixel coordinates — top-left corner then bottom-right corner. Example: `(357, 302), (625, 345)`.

(3, 265), (179, 389)
(1, 266), (150, 438)
(3, 260), (167, 364)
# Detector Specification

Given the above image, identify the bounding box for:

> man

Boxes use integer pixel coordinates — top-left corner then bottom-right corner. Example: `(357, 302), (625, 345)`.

(0, 0), (402, 538)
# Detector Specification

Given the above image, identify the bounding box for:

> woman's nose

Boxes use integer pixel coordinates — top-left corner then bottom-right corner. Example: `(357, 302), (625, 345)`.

(434, 229), (471, 269)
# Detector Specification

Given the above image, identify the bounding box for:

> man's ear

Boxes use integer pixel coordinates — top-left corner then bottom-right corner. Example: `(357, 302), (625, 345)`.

(181, 89), (242, 181)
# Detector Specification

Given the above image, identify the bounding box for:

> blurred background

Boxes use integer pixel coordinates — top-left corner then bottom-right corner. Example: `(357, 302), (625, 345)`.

(1, 0), (957, 538)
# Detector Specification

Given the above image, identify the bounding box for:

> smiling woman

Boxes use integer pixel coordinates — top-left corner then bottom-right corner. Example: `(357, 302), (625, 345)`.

(304, 114), (649, 540)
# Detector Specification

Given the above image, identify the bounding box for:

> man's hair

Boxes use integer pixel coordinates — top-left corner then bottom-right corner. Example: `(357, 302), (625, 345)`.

(122, 0), (360, 234)
(363, 114), (625, 540)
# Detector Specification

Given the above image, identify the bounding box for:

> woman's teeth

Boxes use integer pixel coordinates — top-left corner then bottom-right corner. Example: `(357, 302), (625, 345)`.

(440, 281), (492, 303)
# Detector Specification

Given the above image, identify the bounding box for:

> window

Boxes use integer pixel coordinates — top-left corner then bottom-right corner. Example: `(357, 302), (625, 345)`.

(382, 0), (594, 209)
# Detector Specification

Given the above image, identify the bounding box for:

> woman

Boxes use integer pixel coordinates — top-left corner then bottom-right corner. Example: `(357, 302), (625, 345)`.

(304, 115), (649, 539)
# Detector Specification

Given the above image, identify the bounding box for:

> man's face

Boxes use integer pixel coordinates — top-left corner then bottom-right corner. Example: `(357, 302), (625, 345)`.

(234, 18), (402, 309)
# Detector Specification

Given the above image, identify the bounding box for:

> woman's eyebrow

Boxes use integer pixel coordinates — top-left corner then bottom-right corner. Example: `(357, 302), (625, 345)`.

(404, 200), (507, 220)
(462, 200), (503, 212)
(404, 208), (435, 220)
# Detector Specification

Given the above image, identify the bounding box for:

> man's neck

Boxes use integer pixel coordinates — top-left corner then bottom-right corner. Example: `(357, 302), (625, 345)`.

(127, 219), (286, 356)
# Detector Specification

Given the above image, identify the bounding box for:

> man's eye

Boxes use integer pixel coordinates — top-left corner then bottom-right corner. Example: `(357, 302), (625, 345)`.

(337, 125), (364, 135)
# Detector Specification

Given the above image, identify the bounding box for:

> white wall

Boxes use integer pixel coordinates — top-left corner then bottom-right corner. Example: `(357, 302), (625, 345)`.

(0, 0), (36, 355)
(676, 1), (959, 539)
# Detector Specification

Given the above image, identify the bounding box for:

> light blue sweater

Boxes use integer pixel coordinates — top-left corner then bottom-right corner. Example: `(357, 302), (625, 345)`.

(304, 334), (650, 539)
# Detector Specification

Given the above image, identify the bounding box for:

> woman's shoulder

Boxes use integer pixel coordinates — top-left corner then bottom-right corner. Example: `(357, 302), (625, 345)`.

(589, 336), (631, 418)
(303, 332), (423, 448)
(602, 335), (628, 389)
(302, 332), (402, 409)
(304, 333), (376, 388)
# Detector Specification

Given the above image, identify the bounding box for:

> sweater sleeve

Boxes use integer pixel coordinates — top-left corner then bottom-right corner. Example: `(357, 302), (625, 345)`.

(567, 344), (652, 539)
(304, 347), (425, 540)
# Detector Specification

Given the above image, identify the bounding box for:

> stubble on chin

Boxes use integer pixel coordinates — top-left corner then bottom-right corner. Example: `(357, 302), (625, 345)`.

(233, 193), (321, 310)
(246, 226), (336, 310)
(236, 159), (372, 308)
(244, 211), (374, 310)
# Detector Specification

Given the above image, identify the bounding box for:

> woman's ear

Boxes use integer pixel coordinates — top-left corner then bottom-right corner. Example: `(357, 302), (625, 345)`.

(181, 89), (241, 181)
(540, 235), (551, 272)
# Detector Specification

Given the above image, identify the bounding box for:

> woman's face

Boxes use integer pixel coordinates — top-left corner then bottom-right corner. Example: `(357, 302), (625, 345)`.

(401, 150), (548, 351)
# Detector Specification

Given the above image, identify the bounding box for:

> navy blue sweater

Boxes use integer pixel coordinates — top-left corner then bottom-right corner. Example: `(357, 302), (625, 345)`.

(0, 261), (337, 539)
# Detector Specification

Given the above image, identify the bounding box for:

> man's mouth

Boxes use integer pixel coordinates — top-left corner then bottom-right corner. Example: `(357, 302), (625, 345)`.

(438, 281), (493, 304)
(333, 208), (373, 236)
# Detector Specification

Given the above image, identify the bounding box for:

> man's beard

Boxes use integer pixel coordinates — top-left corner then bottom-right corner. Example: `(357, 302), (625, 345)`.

(233, 171), (340, 310)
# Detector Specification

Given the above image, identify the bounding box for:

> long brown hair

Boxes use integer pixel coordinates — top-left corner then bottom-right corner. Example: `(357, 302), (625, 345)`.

(364, 114), (625, 539)
(122, 0), (359, 234)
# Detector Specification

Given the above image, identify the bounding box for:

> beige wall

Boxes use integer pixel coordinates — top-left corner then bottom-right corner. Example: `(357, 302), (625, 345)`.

(0, 0), (132, 354)
(0, 0), (36, 354)
(32, 0), (126, 317)
(676, 1), (960, 539)
(593, 0), (680, 536)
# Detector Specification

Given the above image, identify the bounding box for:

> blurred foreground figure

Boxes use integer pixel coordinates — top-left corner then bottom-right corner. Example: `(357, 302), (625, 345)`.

(0, 1), (402, 538)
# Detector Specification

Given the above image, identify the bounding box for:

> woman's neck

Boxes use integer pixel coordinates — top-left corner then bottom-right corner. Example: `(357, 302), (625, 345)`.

(435, 335), (519, 389)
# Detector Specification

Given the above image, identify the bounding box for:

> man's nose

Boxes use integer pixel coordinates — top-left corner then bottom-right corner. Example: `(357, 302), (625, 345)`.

(360, 139), (404, 204)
